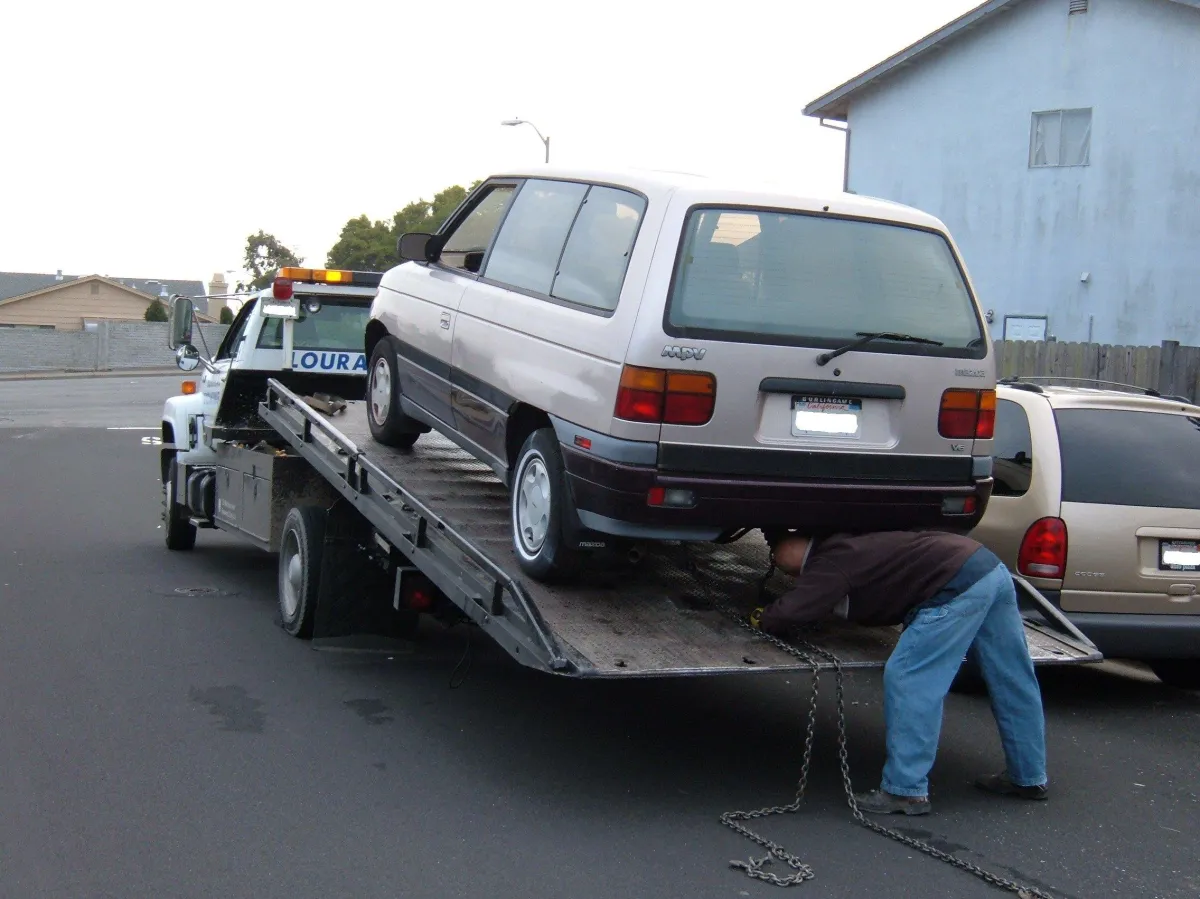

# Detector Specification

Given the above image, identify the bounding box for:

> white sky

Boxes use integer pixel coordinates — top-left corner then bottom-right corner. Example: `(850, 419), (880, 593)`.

(0, 0), (977, 289)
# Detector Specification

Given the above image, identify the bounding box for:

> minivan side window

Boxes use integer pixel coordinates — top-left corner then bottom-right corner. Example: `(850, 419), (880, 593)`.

(553, 186), (646, 311)
(992, 399), (1034, 497)
(483, 180), (588, 295)
(440, 186), (516, 273)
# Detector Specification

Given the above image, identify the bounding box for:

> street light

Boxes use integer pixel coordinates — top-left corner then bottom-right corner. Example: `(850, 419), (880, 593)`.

(501, 118), (550, 163)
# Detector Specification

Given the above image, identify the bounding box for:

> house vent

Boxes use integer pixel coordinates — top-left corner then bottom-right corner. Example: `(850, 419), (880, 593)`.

(1069, 0), (1088, 13)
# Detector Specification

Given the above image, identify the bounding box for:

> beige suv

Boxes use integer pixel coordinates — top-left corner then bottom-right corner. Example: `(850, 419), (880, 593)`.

(365, 167), (997, 580)
(972, 380), (1200, 688)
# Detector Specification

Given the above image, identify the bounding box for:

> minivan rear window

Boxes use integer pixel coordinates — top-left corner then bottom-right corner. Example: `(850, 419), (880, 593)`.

(1055, 408), (1200, 508)
(665, 208), (984, 351)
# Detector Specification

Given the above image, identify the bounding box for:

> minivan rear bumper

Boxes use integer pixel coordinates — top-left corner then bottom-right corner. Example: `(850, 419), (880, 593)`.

(1028, 595), (1200, 659)
(560, 443), (992, 540)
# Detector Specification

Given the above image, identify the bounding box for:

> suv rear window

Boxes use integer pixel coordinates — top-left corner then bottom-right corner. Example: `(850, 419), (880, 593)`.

(665, 208), (983, 351)
(1055, 408), (1200, 508)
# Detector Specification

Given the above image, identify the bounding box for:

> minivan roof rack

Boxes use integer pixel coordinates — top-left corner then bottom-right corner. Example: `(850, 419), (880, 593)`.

(999, 376), (1191, 402)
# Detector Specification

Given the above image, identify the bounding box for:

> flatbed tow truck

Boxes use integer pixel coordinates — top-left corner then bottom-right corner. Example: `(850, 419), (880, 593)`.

(161, 272), (1101, 679)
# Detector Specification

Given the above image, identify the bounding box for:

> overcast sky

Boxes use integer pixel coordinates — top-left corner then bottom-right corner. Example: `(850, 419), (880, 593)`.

(1, 0), (977, 288)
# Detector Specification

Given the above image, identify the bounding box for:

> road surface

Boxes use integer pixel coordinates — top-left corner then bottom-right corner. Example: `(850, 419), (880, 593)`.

(0, 375), (1196, 899)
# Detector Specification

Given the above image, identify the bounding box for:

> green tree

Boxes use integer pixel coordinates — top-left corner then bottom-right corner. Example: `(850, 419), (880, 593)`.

(325, 215), (399, 272)
(144, 300), (168, 322)
(219, 306), (235, 325)
(326, 181), (483, 272)
(244, 230), (302, 290)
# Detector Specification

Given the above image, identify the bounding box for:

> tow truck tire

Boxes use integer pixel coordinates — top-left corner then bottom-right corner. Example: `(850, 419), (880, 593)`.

(368, 335), (422, 450)
(511, 428), (580, 583)
(278, 506), (325, 638)
(1149, 659), (1200, 690)
(163, 457), (196, 551)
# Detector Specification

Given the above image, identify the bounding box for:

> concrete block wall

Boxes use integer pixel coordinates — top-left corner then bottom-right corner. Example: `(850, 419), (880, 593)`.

(0, 322), (230, 373)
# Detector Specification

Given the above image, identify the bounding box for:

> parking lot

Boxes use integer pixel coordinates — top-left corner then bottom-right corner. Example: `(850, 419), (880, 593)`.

(0, 374), (1197, 899)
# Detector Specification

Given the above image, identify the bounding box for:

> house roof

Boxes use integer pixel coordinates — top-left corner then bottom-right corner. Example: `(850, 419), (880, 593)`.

(0, 270), (205, 304)
(803, 0), (1200, 121)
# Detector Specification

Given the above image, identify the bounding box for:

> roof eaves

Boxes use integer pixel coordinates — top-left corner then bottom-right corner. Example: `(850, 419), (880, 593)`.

(802, 0), (1024, 120)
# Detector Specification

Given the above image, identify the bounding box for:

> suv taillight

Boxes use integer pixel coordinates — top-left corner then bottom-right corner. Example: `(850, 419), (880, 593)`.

(939, 389), (996, 439)
(1018, 517), (1067, 578)
(615, 365), (716, 426)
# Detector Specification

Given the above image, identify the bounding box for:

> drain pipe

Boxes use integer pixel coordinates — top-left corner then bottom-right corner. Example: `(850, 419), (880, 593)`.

(820, 118), (851, 194)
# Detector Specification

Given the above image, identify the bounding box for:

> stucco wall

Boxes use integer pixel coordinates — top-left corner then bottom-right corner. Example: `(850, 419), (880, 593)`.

(0, 322), (229, 373)
(845, 0), (1200, 345)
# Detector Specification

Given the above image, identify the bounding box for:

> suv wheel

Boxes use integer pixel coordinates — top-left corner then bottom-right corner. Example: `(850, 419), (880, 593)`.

(368, 335), (423, 449)
(511, 428), (580, 582)
(1148, 659), (1200, 690)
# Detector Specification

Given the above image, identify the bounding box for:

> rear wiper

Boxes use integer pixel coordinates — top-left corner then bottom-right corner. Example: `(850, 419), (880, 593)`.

(816, 331), (945, 367)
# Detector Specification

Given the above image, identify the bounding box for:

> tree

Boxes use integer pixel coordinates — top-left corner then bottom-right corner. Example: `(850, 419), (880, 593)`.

(326, 181), (482, 271)
(219, 306), (235, 325)
(325, 215), (399, 272)
(144, 300), (168, 322)
(244, 230), (302, 290)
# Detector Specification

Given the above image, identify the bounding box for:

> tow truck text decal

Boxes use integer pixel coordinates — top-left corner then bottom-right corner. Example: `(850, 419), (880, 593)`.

(292, 351), (368, 373)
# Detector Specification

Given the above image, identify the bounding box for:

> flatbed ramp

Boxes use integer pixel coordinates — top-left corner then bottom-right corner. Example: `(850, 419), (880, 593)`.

(260, 381), (1100, 678)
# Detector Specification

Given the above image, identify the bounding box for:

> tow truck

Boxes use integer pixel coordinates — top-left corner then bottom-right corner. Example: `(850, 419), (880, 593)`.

(160, 271), (1101, 676)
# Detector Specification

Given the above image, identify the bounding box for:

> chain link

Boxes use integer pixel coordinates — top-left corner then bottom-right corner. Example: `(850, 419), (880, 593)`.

(681, 550), (1057, 899)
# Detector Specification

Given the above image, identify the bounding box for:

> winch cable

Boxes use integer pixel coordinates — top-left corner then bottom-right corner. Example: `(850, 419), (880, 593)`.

(682, 550), (1060, 899)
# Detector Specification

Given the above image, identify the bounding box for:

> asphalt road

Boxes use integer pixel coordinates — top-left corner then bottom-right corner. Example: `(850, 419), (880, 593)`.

(0, 375), (1197, 899)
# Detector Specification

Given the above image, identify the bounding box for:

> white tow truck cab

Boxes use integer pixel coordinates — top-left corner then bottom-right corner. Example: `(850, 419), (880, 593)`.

(161, 267), (393, 551)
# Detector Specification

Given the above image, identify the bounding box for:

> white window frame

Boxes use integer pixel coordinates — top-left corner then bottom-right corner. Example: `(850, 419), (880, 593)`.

(1029, 108), (1092, 168)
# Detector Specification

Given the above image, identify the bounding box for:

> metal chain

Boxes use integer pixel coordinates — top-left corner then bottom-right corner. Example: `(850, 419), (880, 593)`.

(681, 550), (1057, 899)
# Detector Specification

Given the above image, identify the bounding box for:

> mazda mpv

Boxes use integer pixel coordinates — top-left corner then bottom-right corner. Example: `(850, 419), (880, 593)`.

(365, 167), (996, 581)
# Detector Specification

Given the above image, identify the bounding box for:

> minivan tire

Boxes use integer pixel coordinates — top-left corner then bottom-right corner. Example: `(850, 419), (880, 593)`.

(1148, 659), (1200, 690)
(368, 335), (422, 449)
(511, 428), (580, 582)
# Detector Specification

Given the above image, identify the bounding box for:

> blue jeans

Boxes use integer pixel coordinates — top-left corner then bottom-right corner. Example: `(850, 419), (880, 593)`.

(881, 563), (1047, 798)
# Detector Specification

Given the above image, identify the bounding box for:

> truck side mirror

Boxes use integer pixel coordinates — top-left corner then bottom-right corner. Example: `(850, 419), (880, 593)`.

(176, 345), (201, 372)
(397, 232), (435, 263)
(168, 296), (195, 349)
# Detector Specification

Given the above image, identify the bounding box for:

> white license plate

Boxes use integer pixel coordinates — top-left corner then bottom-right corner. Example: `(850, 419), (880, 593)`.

(1160, 540), (1200, 571)
(791, 395), (862, 437)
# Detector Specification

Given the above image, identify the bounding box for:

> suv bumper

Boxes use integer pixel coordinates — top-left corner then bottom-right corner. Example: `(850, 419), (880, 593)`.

(560, 443), (992, 541)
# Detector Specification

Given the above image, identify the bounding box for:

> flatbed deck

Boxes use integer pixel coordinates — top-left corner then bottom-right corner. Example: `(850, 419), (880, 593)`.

(259, 382), (1100, 678)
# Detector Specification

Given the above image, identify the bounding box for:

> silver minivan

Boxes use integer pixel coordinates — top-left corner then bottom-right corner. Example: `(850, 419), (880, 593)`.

(366, 167), (996, 581)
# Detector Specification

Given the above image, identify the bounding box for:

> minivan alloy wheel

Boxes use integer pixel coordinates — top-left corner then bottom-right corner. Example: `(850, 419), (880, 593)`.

(517, 454), (551, 553)
(370, 357), (392, 426)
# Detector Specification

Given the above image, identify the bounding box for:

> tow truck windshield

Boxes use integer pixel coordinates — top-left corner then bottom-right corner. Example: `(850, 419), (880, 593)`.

(257, 298), (368, 351)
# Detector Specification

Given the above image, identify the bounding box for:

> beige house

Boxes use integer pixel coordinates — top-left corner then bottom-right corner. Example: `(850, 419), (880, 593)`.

(0, 272), (212, 330)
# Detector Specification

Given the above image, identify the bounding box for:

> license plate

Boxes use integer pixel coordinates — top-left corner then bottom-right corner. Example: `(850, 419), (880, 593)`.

(1160, 540), (1200, 571)
(791, 395), (862, 438)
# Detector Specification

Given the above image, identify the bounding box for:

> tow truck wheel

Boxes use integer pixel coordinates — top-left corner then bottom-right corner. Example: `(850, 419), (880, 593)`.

(278, 506), (325, 638)
(511, 428), (580, 582)
(163, 457), (196, 551)
(368, 335), (422, 450)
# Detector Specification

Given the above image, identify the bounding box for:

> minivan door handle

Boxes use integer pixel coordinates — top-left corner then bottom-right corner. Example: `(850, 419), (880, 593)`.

(440, 312), (451, 330)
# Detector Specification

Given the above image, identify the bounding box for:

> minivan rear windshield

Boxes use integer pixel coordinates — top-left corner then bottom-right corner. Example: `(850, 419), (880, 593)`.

(1055, 408), (1200, 508)
(665, 207), (984, 351)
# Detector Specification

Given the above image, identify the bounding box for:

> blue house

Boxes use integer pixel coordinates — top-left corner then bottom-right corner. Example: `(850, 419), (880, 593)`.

(804, 0), (1200, 346)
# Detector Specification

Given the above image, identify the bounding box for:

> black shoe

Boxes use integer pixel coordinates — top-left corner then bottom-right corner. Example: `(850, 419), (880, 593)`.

(974, 772), (1048, 800)
(853, 789), (931, 816)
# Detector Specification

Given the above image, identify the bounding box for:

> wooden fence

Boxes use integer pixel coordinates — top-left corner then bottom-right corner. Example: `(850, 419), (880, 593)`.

(992, 339), (1200, 403)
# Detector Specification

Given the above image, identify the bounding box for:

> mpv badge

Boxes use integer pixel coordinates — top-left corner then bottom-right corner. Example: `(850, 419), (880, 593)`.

(662, 345), (706, 361)
(955, 368), (986, 378)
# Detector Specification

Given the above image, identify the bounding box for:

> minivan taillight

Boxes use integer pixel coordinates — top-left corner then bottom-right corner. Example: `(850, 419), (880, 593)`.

(615, 366), (716, 426)
(939, 389), (996, 439)
(1018, 517), (1067, 579)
